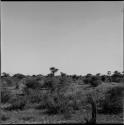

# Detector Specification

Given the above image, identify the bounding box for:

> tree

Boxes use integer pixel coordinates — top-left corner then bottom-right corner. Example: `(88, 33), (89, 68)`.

(113, 71), (121, 75)
(107, 71), (112, 82)
(107, 71), (111, 76)
(111, 71), (122, 83)
(49, 67), (59, 76)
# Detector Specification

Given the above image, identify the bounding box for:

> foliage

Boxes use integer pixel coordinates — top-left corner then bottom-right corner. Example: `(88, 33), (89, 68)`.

(1, 88), (12, 103)
(13, 73), (25, 79)
(90, 76), (102, 87)
(1, 68), (124, 117)
(0, 111), (10, 121)
(83, 75), (102, 87)
(24, 78), (42, 89)
(49, 67), (59, 76)
(44, 93), (71, 114)
(97, 86), (124, 114)
(111, 71), (122, 83)
(24, 89), (44, 104)
(1, 77), (13, 87)
(1, 72), (10, 77)
(6, 95), (26, 110)
(37, 75), (74, 115)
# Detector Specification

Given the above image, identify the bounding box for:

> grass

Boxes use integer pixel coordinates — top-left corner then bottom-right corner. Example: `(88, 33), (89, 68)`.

(1, 81), (123, 124)
(1, 108), (123, 124)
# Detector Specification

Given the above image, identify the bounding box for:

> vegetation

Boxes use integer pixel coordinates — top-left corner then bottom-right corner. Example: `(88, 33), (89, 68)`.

(1, 68), (124, 124)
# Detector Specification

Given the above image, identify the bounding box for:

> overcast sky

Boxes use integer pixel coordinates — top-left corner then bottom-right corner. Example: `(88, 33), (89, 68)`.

(1, 2), (123, 75)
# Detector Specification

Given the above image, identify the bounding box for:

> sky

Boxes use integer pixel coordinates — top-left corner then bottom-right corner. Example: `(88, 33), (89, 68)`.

(1, 2), (123, 76)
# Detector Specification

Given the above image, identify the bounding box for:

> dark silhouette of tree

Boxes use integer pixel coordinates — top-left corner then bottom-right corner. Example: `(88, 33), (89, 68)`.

(49, 67), (59, 76)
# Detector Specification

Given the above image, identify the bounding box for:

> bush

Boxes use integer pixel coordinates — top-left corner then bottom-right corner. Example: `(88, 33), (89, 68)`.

(0, 111), (10, 121)
(6, 95), (26, 110)
(1, 88), (12, 103)
(24, 89), (43, 103)
(83, 75), (102, 87)
(1, 77), (13, 87)
(24, 78), (42, 89)
(97, 86), (124, 114)
(44, 92), (73, 115)
(13, 73), (25, 79)
(37, 76), (80, 116)
(37, 76), (73, 115)
(44, 76), (60, 91)
(90, 76), (102, 87)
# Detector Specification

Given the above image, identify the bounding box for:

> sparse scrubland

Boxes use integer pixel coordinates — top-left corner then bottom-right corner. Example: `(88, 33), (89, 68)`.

(1, 68), (124, 124)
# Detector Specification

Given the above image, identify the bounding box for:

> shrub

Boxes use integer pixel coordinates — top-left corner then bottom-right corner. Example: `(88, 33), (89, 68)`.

(0, 112), (10, 121)
(24, 89), (43, 103)
(90, 76), (102, 87)
(97, 86), (124, 114)
(1, 77), (13, 87)
(6, 95), (26, 110)
(37, 75), (76, 115)
(83, 75), (102, 87)
(44, 92), (72, 115)
(24, 78), (42, 89)
(44, 76), (60, 91)
(13, 73), (25, 79)
(1, 88), (12, 103)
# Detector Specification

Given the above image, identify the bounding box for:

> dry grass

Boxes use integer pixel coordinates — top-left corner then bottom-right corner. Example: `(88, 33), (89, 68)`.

(1, 108), (123, 124)
(1, 82), (123, 124)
